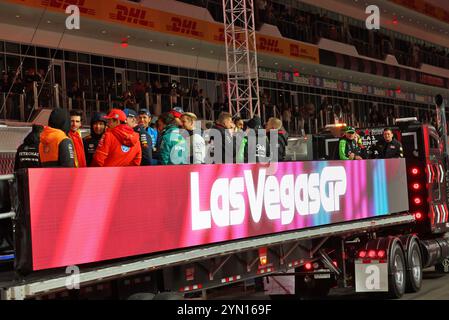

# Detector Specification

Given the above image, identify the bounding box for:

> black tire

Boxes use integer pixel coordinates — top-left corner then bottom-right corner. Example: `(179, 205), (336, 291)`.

(435, 257), (449, 273)
(388, 241), (406, 299)
(405, 240), (423, 293)
(295, 275), (332, 299)
(127, 292), (155, 300)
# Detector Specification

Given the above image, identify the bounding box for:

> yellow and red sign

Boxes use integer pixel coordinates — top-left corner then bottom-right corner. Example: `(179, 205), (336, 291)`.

(5, 0), (319, 63)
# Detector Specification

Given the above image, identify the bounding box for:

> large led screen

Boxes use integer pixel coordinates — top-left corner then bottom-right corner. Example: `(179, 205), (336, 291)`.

(25, 159), (409, 270)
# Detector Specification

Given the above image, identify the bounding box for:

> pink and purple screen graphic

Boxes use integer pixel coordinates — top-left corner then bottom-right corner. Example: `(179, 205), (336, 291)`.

(27, 159), (409, 270)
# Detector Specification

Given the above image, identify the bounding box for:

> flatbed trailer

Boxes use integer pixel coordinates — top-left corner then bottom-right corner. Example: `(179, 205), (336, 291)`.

(1, 118), (449, 300)
(0, 212), (415, 300)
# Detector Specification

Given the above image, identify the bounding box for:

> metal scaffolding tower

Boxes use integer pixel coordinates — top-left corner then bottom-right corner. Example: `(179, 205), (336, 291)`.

(222, 0), (261, 118)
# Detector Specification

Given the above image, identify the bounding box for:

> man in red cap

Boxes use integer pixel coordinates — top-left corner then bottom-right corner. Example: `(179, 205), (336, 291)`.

(92, 109), (142, 167)
(169, 107), (183, 128)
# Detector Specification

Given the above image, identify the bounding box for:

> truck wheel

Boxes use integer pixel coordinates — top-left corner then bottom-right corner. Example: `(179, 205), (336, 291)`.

(388, 242), (406, 299)
(127, 292), (155, 300)
(295, 275), (332, 299)
(435, 257), (449, 273)
(405, 240), (422, 293)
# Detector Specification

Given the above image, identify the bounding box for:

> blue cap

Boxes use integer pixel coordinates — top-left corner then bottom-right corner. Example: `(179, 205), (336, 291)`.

(123, 108), (138, 118)
(139, 108), (151, 116)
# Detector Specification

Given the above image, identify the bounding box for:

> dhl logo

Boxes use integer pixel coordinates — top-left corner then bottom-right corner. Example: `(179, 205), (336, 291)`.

(290, 44), (315, 59)
(109, 4), (155, 28)
(41, 0), (95, 15)
(168, 17), (203, 37)
(214, 28), (244, 42)
(258, 38), (281, 53)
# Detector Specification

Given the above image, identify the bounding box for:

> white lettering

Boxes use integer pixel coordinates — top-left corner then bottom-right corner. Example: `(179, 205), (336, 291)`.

(280, 174), (294, 225)
(365, 265), (380, 290)
(191, 172), (211, 230)
(264, 176), (281, 220)
(210, 178), (230, 227)
(65, 5), (80, 30)
(365, 5), (380, 30)
(190, 166), (347, 230)
(245, 169), (266, 223)
(295, 174), (309, 215)
(308, 173), (320, 215)
(229, 177), (245, 225)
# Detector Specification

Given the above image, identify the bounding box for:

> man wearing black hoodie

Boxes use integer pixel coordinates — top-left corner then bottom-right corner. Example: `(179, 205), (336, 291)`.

(83, 112), (106, 166)
(207, 112), (235, 164)
(266, 117), (288, 162)
(236, 116), (270, 163)
(14, 124), (43, 171)
(39, 108), (75, 167)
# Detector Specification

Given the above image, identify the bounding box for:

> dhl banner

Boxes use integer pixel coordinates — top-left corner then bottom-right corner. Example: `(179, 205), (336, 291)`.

(390, 0), (449, 24)
(5, 0), (319, 63)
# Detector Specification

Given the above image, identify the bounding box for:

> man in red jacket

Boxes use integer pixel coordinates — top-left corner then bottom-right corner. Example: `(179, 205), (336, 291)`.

(92, 109), (142, 167)
(69, 109), (87, 167)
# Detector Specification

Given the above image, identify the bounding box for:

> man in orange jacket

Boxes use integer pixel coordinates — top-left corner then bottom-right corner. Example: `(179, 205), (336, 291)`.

(39, 108), (76, 167)
(68, 109), (87, 167)
(92, 109), (142, 167)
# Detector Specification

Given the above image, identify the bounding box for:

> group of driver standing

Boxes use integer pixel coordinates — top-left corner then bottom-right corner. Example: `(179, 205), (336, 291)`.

(339, 126), (404, 160)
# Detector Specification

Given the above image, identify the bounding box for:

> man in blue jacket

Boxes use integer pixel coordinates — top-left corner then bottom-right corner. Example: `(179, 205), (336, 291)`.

(125, 108), (152, 166)
(138, 109), (158, 152)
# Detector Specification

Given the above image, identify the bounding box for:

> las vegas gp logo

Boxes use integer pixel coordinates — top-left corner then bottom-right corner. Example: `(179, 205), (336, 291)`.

(190, 166), (347, 230)
(121, 145), (130, 153)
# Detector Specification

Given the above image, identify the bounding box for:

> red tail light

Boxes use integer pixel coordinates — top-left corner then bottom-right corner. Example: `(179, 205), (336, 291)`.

(411, 168), (419, 175)
(368, 250), (376, 258)
(305, 262), (313, 270)
(332, 260), (338, 267)
(358, 250), (367, 258)
(414, 212), (423, 220)
(377, 250), (386, 258)
(414, 197), (422, 205)
(412, 183), (421, 190)
(259, 247), (268, 266)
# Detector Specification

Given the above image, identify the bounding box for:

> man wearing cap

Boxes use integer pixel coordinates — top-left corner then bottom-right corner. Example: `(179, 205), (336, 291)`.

(339, 126), (363, 160)
(124, 108), (152, 166)
(92, 109), (142, 167)
(169, 107), (184, 128)
(138, 108), (158, 152)
(374, 128), (404, 159)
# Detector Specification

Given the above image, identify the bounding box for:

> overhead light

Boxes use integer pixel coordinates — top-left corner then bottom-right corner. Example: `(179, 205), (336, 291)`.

(167, 42), (175, 47)
(210, 50), (214, 54)
(15, 15), (21, 18)
(191, 47), (195, 50)
(149, 39), (153, 42)
(47, 20), (51, 24)
(126, 35), (131, 39)
(101, 30), (107, 34)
